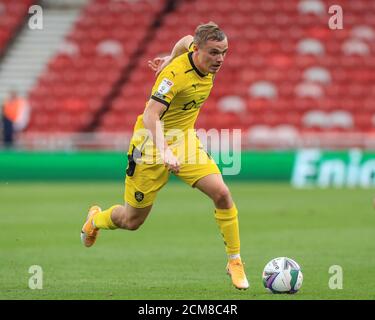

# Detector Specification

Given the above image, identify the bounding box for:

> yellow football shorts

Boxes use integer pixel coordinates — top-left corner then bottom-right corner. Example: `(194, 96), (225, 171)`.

(124, 134), (221, 208)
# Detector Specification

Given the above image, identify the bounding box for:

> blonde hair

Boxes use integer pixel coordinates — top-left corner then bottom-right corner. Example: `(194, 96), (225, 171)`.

(194, 21), (226, 48)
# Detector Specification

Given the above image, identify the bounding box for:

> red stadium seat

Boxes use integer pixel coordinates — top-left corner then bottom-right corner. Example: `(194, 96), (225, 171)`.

(27, 0), (160, 133)
(26, 0), (375, 137)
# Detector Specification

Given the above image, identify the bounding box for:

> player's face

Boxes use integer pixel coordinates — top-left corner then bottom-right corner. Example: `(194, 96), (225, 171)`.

(197, 38), (228, 74)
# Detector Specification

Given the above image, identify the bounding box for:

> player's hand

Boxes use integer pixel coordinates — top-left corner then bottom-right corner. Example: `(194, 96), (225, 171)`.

(163, 148), (180, 174)
(147, 55), (172, 76)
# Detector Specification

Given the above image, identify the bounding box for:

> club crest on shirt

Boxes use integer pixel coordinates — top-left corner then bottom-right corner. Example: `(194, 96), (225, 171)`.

(135, 191), (144, 202)
(157, 78), (174, 95)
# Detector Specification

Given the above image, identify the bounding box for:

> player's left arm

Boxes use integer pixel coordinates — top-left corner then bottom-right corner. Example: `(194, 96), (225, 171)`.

(148, 35), (194, 76)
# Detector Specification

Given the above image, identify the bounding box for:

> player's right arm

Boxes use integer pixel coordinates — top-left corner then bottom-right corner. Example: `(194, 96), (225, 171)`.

(143, 99), (180, 173)
(168, 34), (194, 60)
(144, 58), (185, 173)
(148, 35), (194, 76)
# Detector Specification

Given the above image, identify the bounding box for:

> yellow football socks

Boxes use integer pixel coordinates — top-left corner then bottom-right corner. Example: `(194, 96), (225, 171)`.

(214, 204), (240, 256)
(93, 205), (119, 230)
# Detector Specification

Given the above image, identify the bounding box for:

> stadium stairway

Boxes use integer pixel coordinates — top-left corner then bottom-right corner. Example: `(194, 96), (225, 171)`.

(0, 3), (80, 103)
(0, 0), (34, 58)
(26, 0), (167, 133)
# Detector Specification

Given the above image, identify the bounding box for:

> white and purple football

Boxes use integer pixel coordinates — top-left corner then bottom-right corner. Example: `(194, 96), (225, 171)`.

(262, 257), (303, 294)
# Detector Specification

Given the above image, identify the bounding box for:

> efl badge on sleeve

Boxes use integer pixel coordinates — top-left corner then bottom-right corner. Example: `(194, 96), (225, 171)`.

(157, 78), (174, 95)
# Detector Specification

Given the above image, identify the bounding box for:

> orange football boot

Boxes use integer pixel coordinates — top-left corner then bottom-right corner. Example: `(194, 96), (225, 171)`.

(226, 257), (249, 290)
(80, 206), (101, 247)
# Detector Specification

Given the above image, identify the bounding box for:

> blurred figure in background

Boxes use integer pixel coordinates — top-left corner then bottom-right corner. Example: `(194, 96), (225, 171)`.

(1, 90), (30, 148)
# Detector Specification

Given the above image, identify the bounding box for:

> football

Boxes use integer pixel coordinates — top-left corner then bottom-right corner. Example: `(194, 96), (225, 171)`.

(262, 257), (303, 294)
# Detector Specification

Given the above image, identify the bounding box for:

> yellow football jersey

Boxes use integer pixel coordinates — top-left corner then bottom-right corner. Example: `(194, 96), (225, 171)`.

(134, 48), (214, 134)
(124, 45), (222, 207)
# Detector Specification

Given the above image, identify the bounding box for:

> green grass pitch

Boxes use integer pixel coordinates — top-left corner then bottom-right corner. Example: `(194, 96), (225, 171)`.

(1, 181), (374, 300)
